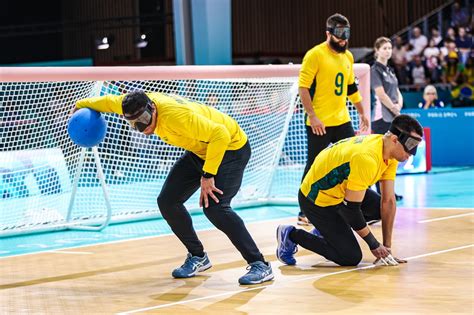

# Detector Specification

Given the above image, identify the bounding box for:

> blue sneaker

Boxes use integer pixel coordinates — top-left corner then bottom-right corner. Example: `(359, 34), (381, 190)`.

(238, 261), (274, 285)
(172, 253), (212, 278)
(311, 227), (323, 238)
(276, 225), (298, 265)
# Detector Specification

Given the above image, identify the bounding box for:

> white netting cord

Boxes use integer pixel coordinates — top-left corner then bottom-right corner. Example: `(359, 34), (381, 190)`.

(0, 74), (364, 236)
(0, 78), (297, 234)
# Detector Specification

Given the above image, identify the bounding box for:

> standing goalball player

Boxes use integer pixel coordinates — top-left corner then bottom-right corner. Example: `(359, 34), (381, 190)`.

(73, 91), (274, 285)
(297, 13), (370, 225)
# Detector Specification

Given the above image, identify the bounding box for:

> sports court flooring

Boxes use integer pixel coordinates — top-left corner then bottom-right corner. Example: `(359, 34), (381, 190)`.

(1, 167), (473, 314)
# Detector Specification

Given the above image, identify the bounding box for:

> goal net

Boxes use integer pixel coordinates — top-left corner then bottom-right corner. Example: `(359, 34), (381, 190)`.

(0, 64), (370, 236)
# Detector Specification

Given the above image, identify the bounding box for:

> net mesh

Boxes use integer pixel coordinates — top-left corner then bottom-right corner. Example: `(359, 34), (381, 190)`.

(0, 71), (365, 236)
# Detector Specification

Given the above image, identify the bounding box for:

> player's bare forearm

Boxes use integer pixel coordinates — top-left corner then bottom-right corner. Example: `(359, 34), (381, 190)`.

(381, 198), (396, 248)
(353, 102), (369, 132)
(298, 87), (317, 118)
(353, 101), (365, 117)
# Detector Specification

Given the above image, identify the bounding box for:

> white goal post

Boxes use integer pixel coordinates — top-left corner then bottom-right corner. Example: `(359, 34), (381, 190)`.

(0, 64), (370, 237)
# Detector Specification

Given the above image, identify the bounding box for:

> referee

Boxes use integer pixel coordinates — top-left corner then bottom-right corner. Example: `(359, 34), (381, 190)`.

(371, 36), (405, 201)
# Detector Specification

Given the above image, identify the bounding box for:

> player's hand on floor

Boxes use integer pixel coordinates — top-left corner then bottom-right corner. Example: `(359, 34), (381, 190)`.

(371, 244), (398, 266)
(385, 247), (407, 264)
(200, 177), (223, 208)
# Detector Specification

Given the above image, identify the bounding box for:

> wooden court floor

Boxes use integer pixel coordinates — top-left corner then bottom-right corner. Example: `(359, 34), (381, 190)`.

(1, 207), (473, 314)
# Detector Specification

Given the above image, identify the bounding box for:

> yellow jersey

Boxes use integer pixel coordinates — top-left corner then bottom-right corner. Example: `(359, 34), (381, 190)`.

(299, 42), (362, 127)
(76, 93), (248, 175)
(300, 134), (398, 207)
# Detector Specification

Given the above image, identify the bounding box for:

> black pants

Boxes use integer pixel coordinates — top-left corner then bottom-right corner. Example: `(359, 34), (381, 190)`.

(157, 141), (265, 264)
(299, 121), (355, 216)
(291, 190), (381, 266)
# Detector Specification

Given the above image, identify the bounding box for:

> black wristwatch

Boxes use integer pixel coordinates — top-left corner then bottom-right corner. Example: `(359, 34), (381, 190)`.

(202, 172), (214, 178)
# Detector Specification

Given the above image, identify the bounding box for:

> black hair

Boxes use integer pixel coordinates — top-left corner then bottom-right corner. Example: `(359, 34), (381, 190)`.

(326, 13), (350, 29)
(391, 114), (423, 137)
(122, 90), (151, 116)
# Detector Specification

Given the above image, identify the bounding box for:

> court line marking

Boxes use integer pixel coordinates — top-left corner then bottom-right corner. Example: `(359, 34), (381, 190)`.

(48, 250), (94, 255)
(0, 217), (293, 260)
(2, 208), (473, 260)
(117, 243), (474, 314)
(400, 207), (474, 211)
(418, 212), (474, 223)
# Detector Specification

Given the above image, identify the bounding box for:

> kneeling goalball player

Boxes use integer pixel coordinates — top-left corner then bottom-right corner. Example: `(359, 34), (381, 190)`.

(74, 91), (273, 285)
(277, 114), (423, 267)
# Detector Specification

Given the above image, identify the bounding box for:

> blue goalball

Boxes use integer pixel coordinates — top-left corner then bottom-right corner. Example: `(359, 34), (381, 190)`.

(68, 108), (107, 148)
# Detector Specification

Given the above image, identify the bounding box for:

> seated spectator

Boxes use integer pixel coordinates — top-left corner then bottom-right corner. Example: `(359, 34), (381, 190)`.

(442, 41), (462, 86)
(455, 27), (472, 64)
(410, 55), (428, 90)
(431, 27), (444, 48)
(392, 36), (409, 84)
(445, 27), (457, 43)
(405, 44), (417, 64)
(418, 85), (445, 109)
(409, 26), (428, 56)
(451, 1), (470, 29)
(451, 54), (474, 107)
(424, 39), (442, 83)
(451, 82), (474, 107)
(424, 38), (441, 59)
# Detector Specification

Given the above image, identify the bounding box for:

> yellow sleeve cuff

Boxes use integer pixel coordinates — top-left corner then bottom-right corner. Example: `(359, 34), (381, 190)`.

(348, 91), (362, 104)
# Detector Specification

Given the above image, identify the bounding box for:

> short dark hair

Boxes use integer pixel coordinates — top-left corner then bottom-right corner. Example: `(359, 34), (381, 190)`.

(391, 114), (423, 137)
(326, 13), (350, 28)
(122, 90), (151, 116)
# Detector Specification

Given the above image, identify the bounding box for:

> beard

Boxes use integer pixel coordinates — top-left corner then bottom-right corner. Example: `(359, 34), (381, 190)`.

(329, 37), (348, 53)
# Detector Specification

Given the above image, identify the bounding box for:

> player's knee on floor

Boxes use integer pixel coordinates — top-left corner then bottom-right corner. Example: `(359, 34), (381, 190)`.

(336, 250), (363, 266)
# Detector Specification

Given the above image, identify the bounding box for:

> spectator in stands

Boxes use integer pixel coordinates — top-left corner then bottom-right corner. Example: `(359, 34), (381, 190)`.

(410, 55), (428, 90)
(455, 27), (472, 64)
(445, 27), (457, 43)
(409, 26), (428, 56)
(452, 54), (474, 107)
(431, 27), (444, 48)
(392, 36), (409, 84)
(442, 41), (462, 86)
(424, 39), (442, 83)
(451, 1), (470, 29)
(405, 43), (417, 64)
(451, 81), (474, 107)
(418, 85), (445, 109)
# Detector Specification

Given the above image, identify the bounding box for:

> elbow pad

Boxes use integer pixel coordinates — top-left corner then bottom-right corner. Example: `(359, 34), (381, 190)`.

(340, 199), (367, 231)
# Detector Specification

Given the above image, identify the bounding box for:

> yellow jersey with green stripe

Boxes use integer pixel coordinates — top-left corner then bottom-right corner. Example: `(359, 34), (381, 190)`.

(299, 42), (362, 127)
(300, 134), (398, 207)
(76, 93), (247, 175)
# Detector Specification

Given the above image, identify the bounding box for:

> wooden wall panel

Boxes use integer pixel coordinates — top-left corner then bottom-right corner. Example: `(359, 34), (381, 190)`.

(232, 0), (450, 60)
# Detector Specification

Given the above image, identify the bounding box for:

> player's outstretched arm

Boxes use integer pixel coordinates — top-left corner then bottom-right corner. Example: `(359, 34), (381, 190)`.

(379, 180), (407, 264)
(342, 188), (398, 266)
(75, 94), (125, 115)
